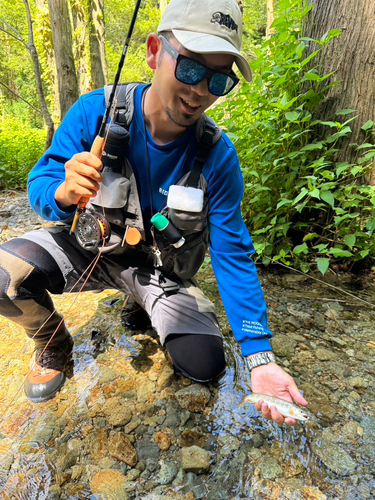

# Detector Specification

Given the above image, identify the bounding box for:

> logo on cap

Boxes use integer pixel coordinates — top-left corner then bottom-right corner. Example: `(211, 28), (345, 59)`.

(211, 12), (238, 33)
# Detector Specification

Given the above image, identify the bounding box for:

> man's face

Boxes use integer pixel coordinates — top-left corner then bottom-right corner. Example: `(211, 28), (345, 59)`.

(151, 35), (235, 129)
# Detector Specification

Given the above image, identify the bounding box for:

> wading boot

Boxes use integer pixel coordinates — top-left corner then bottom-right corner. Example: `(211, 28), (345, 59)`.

(24, 336), (74, 403)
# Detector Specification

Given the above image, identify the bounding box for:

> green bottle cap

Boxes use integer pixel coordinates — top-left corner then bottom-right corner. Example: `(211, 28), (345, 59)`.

(151, 212), (168, 231)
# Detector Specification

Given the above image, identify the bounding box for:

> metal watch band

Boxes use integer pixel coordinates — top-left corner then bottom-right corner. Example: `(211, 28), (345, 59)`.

(247, 352), (276, 371)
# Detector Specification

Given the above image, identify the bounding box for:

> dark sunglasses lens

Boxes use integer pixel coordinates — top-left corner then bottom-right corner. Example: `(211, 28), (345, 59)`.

(209, 74), (237, 96)
(176, 58), (206, 85)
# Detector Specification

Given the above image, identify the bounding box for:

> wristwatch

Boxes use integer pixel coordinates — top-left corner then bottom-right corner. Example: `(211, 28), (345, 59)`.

(247, 352), (276, 372)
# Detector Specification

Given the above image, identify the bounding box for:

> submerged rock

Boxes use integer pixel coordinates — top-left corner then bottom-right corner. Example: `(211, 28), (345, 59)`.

(175, 384), (211, 412)
(181, 445), (211, 473)
(310, 439), (356, 475)
(90, 469), (128, 500)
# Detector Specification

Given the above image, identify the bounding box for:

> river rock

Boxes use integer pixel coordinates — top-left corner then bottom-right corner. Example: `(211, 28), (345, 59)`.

(154, 431), (171, 451)
(155, 460), (178, 484)
(179, 430), (208, 448)
(175, 384), (211, 412)
(136, 378), (156, 403)
(135, 439), (160, 461)
(258, 456), (283, 480)
(361, 416), (375, 462)
(108, 432), (137, 466)
(315, 348), (338, 361)
(181, 445), (211, 473)
(156, 363), (175, 391)
(310, 439), (356, 475)
(102, 398), (132, 427)
(348, 376), (369, 388)
(90, 469), (128, 500)
(270, 335), (297, 358)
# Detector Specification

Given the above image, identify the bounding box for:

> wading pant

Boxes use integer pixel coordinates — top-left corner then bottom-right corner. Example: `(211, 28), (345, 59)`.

(0, 226), (226, 382)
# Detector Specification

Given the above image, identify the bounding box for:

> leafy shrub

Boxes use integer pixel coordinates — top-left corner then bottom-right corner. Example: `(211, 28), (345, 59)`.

(0, 116), (45, 189)
(210, 0), (375, 274)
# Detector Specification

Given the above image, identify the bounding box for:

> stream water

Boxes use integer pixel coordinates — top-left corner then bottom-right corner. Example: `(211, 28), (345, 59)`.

(0, 193), (374, 499)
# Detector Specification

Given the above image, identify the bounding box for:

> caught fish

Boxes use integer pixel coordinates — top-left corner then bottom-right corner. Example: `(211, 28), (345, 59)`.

(240, 393), (309, 422)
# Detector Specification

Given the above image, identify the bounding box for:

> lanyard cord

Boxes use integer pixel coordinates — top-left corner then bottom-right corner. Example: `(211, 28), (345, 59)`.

(141, 88), (192, 244)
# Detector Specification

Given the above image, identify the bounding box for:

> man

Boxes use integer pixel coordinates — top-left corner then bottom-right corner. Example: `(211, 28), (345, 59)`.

(0, 0), (307, 425)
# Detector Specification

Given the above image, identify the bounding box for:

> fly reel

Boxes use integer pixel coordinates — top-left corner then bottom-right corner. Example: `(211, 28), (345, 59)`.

(75, 212), (111, 250)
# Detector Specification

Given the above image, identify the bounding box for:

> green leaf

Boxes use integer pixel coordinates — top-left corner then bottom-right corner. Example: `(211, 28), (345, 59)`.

(320, 190), (335, 207)
(344, 234), (356, 249)
(336, 109), (356, 116)
(301, 142), (324, 151)
(293, 243), (309, 255)
(361, 120), (374, 131)
(303, 232), (319, 242)
(285, 111), (300, 121)
(300, 262), (310, 273)
(328, 248), (354, 258)
(316, 258), (330, 275)
(309, 188), (320, 199)
(304, 72), (321, 81)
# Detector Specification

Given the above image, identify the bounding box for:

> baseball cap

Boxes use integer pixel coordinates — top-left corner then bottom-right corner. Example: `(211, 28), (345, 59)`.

(157, 0), (252, 82)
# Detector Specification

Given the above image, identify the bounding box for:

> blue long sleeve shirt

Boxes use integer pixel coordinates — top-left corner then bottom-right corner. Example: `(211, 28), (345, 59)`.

(28, 84), (273, 356)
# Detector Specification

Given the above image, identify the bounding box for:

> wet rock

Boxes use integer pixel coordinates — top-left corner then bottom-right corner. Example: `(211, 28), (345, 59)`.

(361, 417), (375, 462)
(135, 439), (160, 462)
(175, 384), (211, 412)
(90, 469), (128, 500)
(156, 363), (175, 391)
(163, 405), (181, 427)
(349, 376), (369, 388)
(181, 445), (211, 473)
(136, 378), (156, 403)
(270, 335), (297, 358)
(47, 485), (61, 500)
(179, 430), (208, 448)
(19, 413), (56, 449)
(101, 397), (132, 426)
(108, 432), (137, 466)
(258, 455), (283, 480)
(155, 460), (178, 484)
(154, 431), (171, 451)
(310, 439), (356, 475)
(85, 428), (108, 460)
(218, 434), (240, 456)
(315, 348), (338, 361)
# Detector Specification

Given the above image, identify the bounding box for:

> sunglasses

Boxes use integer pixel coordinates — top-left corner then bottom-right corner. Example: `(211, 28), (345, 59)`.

(159, 35), (239, 97)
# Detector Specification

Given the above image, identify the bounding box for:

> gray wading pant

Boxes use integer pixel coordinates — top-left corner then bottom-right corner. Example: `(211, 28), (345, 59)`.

(0, 226), (222, 350)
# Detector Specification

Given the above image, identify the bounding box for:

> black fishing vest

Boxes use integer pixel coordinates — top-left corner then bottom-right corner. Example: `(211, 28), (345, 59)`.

(85, 83), (222, 279)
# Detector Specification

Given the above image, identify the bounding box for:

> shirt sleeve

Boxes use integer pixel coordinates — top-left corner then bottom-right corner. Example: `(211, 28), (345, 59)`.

(27, 90), (105, 221)
(206, 143), (273, 357)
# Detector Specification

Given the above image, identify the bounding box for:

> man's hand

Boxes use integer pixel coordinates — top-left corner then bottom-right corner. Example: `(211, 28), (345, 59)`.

(55, 152), (103, 209)
(250, 360), (308, 426)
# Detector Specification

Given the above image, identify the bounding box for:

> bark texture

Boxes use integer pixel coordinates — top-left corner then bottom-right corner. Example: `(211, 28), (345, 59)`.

(88, 0), (107, 89)
(23, 0), (55, 149)
(304, 0), (375, 163)
(48, 0), (79, 120)
(71, 0), (91, 94)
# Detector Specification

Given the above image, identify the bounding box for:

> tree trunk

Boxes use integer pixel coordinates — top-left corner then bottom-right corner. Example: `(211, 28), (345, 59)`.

(47, 0), (79, 120)
(88, 0), (107, 89)
(266, 0), (274, 39)
(35, 0), (60, 121)
(71, 0), (91, 94)
(304, 0), (375, 163)
(23, 0), (55, 150)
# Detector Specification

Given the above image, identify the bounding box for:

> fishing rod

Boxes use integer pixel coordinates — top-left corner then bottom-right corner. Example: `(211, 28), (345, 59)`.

(70, 0), (143, 245)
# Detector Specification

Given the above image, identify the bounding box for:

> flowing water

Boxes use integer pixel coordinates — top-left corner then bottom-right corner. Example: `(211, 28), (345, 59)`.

(0, 192), (374, 499)
(0, 265), (374, 500)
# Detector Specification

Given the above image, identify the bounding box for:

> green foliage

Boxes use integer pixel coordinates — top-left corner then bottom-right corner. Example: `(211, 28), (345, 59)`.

(210, 0), (375, 274)
(0, 117), (45, 189)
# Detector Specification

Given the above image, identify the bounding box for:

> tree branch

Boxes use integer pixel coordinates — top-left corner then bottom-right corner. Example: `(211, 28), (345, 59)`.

(0, 17), (28, 49)
(0, 80), (43, 114)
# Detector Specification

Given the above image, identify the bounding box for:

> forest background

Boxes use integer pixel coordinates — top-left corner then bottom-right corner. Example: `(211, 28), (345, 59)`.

(0, 0), (375, 276)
